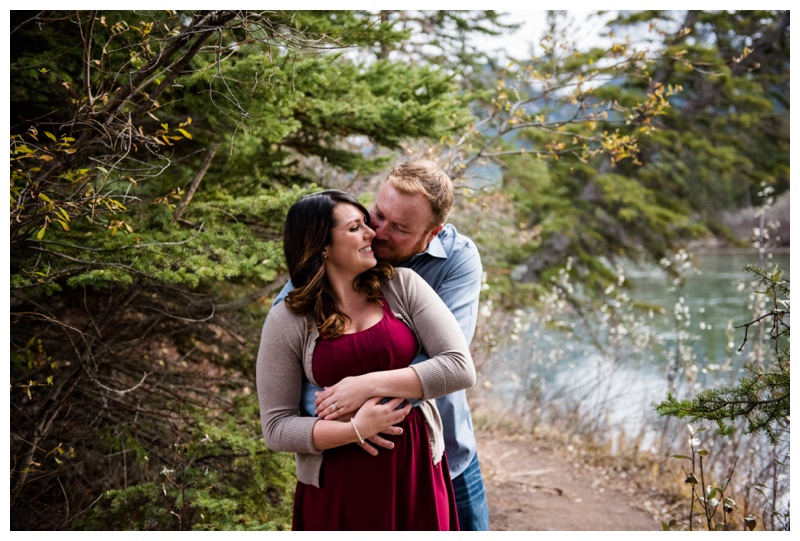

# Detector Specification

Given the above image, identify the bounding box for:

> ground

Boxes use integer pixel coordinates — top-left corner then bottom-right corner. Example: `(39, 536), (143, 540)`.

(476, 429), (665, 531)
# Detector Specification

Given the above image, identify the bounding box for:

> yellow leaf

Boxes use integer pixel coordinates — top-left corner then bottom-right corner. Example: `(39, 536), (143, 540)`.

(38, 193), (51, 202)
(45, 132), (57, 142)
(14, 145), (34, 154)
(37, 226), (46, 240)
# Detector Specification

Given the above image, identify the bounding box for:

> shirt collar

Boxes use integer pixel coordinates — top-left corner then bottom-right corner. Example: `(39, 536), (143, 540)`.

(409, 230), (447, 262)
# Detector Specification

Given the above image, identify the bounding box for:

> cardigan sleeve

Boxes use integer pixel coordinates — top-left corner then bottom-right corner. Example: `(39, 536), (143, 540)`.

(255, 303), (322, 456)
(390, 269), (476, 400)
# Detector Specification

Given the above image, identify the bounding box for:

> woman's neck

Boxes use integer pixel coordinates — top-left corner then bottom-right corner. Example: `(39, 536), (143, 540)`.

(325, 273), (365, 311)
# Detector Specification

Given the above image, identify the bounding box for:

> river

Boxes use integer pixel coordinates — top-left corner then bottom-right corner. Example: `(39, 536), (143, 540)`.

(479, 250), (790, 451)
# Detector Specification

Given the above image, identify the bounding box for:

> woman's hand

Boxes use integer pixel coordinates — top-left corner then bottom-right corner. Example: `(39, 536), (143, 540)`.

(311, 396), (410, 453)
(331, 410), (404, 456)
(315, 374), (375, 420)
(351, 396), (412, 453)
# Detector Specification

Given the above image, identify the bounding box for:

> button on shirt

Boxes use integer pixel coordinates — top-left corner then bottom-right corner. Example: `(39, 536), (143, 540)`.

(269, 223), (482, 479)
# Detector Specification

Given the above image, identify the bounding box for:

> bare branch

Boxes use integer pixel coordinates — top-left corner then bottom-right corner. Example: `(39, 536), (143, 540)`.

(173, 142), (220, 223)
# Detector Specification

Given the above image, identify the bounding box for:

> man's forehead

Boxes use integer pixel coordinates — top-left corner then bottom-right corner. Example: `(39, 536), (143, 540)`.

(374, 186), (431, 223)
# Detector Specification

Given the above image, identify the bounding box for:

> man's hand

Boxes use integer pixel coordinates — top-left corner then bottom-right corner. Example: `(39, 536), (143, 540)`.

(315, 375), (374, 419)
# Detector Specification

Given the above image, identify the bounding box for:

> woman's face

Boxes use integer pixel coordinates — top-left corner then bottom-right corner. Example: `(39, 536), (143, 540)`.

(323, 203), (377, 279)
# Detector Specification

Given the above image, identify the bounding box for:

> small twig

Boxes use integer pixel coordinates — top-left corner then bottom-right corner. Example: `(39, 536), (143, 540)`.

(735, 310), (788, 352)
(173, 142), (219, 222)
(83, 365), (150, 394)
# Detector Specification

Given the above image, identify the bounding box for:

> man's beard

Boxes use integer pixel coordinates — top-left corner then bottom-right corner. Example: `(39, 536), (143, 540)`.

(372, 238), (424, 266)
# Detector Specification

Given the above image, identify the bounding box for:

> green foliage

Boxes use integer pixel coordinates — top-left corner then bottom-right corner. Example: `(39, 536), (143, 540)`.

(610, 10), (790, 213)
(6, 10), (492, 530)
(459, 10), (788, 300)
(10, 190), (287, 294)
(9, 11), (475, 298)
(72, 395), (296, 531)
(367, 10), (522, 71)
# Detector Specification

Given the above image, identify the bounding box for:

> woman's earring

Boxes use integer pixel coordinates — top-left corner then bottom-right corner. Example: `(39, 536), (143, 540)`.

(322, 253), (328, 259)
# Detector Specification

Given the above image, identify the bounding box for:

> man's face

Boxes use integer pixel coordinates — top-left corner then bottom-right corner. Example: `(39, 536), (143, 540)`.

(369, 183), (441, 265)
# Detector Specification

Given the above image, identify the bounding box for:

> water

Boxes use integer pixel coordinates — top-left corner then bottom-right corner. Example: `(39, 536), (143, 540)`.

(481, 251), (790, 450)
(625, 251), (789, 370)
(478, 249), (791, 527)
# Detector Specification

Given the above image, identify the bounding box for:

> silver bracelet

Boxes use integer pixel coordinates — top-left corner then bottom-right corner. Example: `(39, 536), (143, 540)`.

(350, 418), (365, 444)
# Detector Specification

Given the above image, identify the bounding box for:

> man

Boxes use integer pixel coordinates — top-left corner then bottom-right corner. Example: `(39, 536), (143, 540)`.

(270, 160), (489, 530)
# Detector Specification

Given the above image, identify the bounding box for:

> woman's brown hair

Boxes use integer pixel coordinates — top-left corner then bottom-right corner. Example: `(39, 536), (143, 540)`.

(283, 189), (393, 338)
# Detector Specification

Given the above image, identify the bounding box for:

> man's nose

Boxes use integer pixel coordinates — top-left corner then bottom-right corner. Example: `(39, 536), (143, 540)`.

(368, 215), (379, 233)
(372, 226), (389, 241)
(369, 219), (382, 236)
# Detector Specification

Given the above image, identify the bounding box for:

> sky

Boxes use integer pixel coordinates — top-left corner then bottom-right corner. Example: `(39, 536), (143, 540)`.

(470, 10), (617, 60)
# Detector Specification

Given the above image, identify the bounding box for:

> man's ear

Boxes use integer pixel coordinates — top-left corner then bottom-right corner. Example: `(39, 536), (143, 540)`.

(425, 224), (443, 244)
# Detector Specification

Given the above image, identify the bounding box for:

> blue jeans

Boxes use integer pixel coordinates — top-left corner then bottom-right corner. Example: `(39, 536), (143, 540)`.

(451, 453), (490, 531)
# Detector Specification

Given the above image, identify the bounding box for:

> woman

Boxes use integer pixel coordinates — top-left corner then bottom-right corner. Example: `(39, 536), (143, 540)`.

(256, 190), (475, 530)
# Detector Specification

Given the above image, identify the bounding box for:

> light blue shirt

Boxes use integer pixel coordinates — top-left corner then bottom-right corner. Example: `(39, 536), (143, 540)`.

(268, 223), (482, 478)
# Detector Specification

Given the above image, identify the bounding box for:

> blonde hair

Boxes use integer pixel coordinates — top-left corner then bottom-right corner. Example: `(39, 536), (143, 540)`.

(385, 160), (453, 228)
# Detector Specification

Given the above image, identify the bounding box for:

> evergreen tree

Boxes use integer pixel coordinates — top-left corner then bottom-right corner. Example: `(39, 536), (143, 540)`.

(8, 10), (480, 530)
(449, 10), (789, 304)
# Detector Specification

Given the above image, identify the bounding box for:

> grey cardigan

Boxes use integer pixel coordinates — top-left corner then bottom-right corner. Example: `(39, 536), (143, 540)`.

(256, 267), (476, 487)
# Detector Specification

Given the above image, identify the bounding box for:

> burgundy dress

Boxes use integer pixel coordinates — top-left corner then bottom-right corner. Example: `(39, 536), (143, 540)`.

(292, 298), (459, 531)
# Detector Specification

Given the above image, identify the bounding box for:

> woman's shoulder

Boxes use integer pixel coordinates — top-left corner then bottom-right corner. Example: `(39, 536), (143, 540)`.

(382, 267), (437, 305)
(388, 266), (421, 283)
(382, 267), (423, 292)
(264, 300), (307, 332)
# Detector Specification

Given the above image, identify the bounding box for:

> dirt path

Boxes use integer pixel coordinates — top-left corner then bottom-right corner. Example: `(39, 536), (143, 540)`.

(476, 430), (662, 531)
